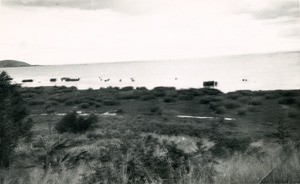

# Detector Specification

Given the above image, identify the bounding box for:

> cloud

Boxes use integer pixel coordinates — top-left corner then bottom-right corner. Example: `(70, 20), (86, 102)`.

(2, 0), (159, 14)
(0, 0), (299, 64)
(238, 0), (299, 20)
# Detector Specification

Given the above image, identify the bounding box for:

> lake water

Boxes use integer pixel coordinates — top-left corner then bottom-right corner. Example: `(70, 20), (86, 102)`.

(1, 52), (299, 93)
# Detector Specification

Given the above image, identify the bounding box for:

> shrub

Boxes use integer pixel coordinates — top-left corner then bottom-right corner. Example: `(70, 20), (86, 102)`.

(178, 93), (193, 101)
(247, 106), (258, 112)
(152, 90), (166, 97)
(0, 71), (32, 168)
(209, 102), (221, 110)
(166, 90), (178, 98)
(237, 109), (247, 116)
(215, 106), (226, 114)
(53, 97), (67, 103)
(73, 99), (82, 104)
(153, 86), (176, 91)
(199, 96), (212, 104)
(64, 99), (74, 106)
(226, 93), (241, 100)
(249, 98), (263, 106)
(103, 100), (120, 106)
(150, 106), (162, 115)
(118, 91), (140, 100)
(281, 90), (300, 97)
(80, 103), (89, 109)
(199, 88), (223, 95)
(45, 108), (55, 114)
(238, 96), (250, 103)
(211, 137), (251, 158)
(116, 108), (124, 114)
(88, 101), (95, 106)
(140, 94), (155, 101)
(297, 98), (300, 108)
(224, 101), (240, 109)
(82, 137), (200, 184)
(55, 111), (97, 133)
(163, 96), (177, 103)
(22, 93), (34, 98)
(288, 109), (298, 118)
(136, 87), (148, 90)
(28, 100), (45, 106)
(62, 86), (77, 93)
(265, 92), (280, 99)
(50, 101), (59, 106)
(121, 86), (134, 91)
(278, 97), (296, 105)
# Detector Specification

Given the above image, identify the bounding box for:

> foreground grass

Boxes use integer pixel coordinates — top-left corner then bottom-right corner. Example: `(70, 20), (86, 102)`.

(0, 86), (300, 183)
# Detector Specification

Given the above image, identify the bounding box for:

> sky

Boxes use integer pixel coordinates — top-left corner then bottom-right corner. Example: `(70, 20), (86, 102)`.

(0, 0), (299, 65)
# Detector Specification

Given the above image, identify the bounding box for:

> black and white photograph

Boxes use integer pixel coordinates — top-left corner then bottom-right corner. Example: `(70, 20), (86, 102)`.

(0, 0), (300, 183)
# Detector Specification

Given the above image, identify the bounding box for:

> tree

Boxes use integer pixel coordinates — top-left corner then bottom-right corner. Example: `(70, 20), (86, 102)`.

(0, 71), (32, 168)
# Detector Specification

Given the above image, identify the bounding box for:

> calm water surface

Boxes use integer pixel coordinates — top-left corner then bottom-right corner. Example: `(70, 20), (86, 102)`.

(1, 52), (299, 92)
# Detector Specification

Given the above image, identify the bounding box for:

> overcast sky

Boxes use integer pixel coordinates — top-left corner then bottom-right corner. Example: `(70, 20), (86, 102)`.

(0, 0), (299, 65)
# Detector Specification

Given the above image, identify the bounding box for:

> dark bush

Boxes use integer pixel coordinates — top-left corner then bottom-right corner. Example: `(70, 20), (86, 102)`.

(288, 109), (298, 118)
(215, 106), (226, 114)
(199, 88), (223, 96)
(140, 94), (155, 101)
(163, 96), (177, 103)
(281, 90), (300, 97)
(226, 93), (241, 100)
(297, 99), (300, 108)
(152, 90), (166, 97)
(53, 97), (67, 103)
(64, 99), (74, 106)
(55, 111), (97, 133)
(73, 99), (82, 104)
(249, 98), (262, 106)
(265, 92), (280, 99)
(118, 91), (141, 100)
(80, 103), (89, 109)
(95, 103), (101, 108)
(103, 100), (120, 106)
(88, 101), (95, 106)
(116, 108), (124, 114)
(153, 87), (175, 91)
(209, 102), (221, 110)
(62, 86), (77, 93)
(50, 101), (59, 106)
(224, 101), (240, 109)
(150, 106), (162, 115)
(28, 100), (45, 106)
(178, 93), (193, 101)
(45, 108), (55, 114)
(237, 109), (247, 116)
(22, 93), (34, 98)
(211, 137), (251, 158)
(121, 86), (134, 91)
(278, 97), (296, 105)
(136, 87), (148, 90)
(166, 90), (178, 98)
(247, 106), (258, 112)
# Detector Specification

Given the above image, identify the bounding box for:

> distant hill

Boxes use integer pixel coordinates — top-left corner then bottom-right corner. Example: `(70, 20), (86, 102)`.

(0, 60), (31, 68)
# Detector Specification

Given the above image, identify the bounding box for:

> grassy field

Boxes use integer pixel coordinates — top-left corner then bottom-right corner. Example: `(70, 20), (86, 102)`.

(1, 86), (300, 184)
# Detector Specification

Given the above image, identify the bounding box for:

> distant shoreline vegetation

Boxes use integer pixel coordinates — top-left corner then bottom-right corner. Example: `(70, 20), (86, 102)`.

(0, 60), (32, 68)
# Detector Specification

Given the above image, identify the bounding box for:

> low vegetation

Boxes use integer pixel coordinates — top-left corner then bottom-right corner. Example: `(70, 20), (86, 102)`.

(0, 80), (299, 183)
